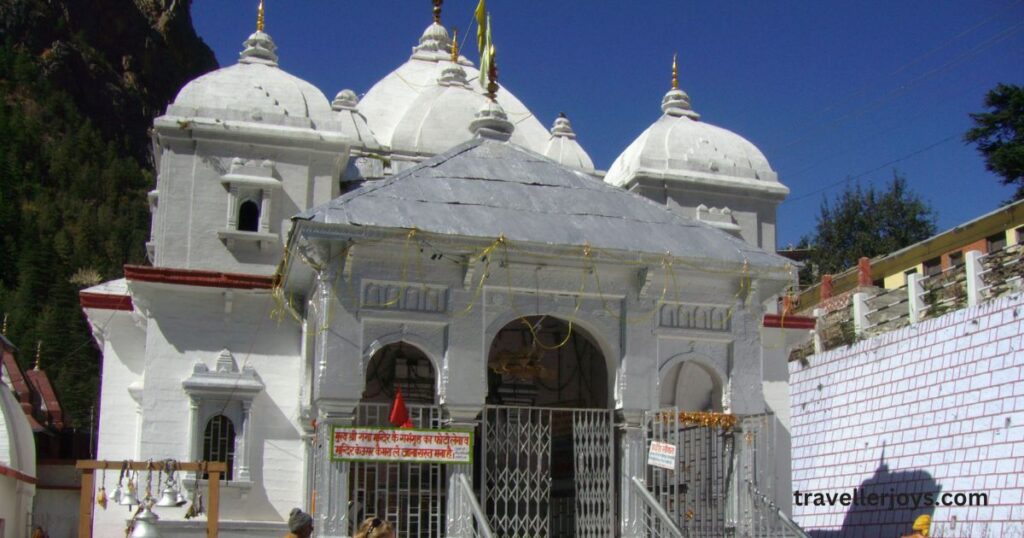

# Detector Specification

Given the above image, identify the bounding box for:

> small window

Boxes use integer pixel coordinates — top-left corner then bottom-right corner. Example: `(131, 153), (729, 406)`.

(237, 200), (260, 232)
(948, 251), (964, 267)
(203, 415), (236, 480)
(987, 232), (1007, 253)
(923, 257), (942, 277)
(1015, 226), (1023, 244)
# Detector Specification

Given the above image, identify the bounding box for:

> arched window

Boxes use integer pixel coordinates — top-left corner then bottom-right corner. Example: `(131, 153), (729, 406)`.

(203, 414), (236, 480)
(237, 200), (260, 232)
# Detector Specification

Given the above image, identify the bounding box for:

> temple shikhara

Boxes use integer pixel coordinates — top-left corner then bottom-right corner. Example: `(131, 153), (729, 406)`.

(76, 2), (810, 536)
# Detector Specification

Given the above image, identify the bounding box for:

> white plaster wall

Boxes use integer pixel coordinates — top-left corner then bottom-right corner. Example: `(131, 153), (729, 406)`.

(0, 384), (35, 538)
(151, 138), (339, 275)
(135, 285), (305, 524)
(790, 294), (1024, 536)
(91, 285), (307, 537)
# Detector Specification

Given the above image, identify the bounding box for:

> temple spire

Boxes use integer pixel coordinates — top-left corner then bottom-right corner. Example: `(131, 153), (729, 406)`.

(671, 53), (679, 90)
(433, 0), (443, 24)
(486, 45), (499, 100)
(257, 0), (265, 32)
(34, 341), (42, 370)
(451, 28), (459, 62)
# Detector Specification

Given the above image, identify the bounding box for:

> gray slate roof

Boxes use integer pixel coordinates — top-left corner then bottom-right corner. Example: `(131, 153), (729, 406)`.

(298, 139), (790, 271)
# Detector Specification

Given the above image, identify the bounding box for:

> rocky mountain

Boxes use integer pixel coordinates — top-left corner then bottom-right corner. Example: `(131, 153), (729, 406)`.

(0, 0), (217, 427)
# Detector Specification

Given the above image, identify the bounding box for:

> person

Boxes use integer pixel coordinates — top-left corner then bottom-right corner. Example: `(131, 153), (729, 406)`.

(31, 527), (46, 538)
(285, 508), (314, 538)
(900, 514), (931, 538)
(354, 516), (395, 538)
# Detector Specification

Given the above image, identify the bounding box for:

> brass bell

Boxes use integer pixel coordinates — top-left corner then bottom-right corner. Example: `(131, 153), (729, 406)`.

(130, 505), (162, 538)
(155, 485), (179, 507)
(111, 484), (123, 504)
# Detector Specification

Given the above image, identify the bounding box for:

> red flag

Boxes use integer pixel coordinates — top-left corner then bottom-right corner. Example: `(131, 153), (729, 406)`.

(389, 388), (413, 428)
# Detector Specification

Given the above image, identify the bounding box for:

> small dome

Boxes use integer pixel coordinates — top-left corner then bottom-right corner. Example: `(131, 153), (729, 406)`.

(358, 22), (550, 154)
(332, 89), (380, 150)
(167, 31), (334, 129)
(391, 63), (488, 156)
(542, 114), (595, 173)
(605, 86), (785, 194)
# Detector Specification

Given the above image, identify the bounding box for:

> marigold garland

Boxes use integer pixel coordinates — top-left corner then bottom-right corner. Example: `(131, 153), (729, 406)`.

(659, 411), (738, 430)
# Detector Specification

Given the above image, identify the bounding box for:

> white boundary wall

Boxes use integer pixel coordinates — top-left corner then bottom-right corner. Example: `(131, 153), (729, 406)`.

(790, 294), (1024, 537)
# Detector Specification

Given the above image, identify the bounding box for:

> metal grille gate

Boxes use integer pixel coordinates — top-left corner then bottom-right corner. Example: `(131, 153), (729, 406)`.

(645, 408), (733, 536)
(480, 406), (615, 538)
(349, 403), (448, 538)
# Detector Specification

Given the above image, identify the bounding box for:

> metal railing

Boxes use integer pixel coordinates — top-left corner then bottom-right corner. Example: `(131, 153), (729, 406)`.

(447, 473), (494, 538)
(747, 480), (810, 538)
(349, 403), (448, 538)
(632, 476), (684, 538)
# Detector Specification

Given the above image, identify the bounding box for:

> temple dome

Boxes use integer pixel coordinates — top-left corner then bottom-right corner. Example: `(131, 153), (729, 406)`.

(167, 31), (334, 129)
(604, 85), (786, 196)
(390, 62), (493, 156)
(358, 22), (550, 154)
(542, 114), (595, 173)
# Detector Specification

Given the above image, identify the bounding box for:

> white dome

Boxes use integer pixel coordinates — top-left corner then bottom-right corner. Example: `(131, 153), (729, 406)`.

(391, 63), (488, 156)
(332, 89), (381, 150)
(605, 87), (786, 196)
(542, 114), (595, 173)
(168, 31), (334, 129)
(358, 22), (550, 154)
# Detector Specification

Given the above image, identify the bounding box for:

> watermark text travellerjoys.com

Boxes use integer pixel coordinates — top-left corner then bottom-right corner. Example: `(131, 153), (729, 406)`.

(793, 490), (988, 510)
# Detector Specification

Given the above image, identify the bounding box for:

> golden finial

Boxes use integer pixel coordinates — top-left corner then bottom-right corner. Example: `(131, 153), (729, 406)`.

(34, 341), (42, 370)
(1, 313), (7, 336)
(257, 0), (265, 32)
(433, 0), (443, 24)
(487, 45), (499, 100)
(671, 53), (679, 90)
(451, 28), (459, 62)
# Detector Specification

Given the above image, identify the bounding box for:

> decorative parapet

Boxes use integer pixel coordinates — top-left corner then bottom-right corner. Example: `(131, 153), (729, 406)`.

(658, 303), (731, 332)
(794, 245), (1022, 360)
(361, 281), (448, 313)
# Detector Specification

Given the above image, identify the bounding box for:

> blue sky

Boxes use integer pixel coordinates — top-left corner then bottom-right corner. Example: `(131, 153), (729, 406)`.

(191, 1), (1024, 247)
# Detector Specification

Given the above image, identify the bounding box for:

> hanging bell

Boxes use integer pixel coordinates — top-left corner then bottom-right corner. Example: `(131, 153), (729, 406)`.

(130, 505), (163, 538)
(111, 484), (123, 504)
(119, 480), (140, 507)
(175, 487), (188, 507)
(155, 485), (179, 507)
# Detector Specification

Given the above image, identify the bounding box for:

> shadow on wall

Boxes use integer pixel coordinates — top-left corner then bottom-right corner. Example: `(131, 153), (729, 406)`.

(808, 450), (938, 538)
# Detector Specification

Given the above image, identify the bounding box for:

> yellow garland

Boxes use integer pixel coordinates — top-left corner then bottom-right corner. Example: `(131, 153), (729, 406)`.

(660, 411), (738, 431)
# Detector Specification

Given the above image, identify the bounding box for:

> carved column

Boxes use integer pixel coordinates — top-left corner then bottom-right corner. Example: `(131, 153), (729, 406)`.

(236, 400), (253, 482)
(315, 408), (356, 538)
(619, 410), (646, 538)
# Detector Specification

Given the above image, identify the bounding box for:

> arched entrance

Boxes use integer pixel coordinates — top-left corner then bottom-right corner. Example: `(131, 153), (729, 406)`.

(648, 358), (731, 534)
(348, 342), (446, 538)
(480, 316), (615, 538)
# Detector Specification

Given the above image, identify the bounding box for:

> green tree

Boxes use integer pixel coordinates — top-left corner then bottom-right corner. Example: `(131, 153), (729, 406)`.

(964, 83), (1024, 202)
(799, 173), (937, 283)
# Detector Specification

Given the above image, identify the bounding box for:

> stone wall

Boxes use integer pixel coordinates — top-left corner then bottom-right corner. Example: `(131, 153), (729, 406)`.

(789, 294), (1024, 537)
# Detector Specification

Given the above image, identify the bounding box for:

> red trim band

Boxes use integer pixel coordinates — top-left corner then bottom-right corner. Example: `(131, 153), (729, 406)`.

(0, 463), (37, 485)
(763, 314), (816, 330)
(124, 265), (275, 290)
(79, 292), (133, 311)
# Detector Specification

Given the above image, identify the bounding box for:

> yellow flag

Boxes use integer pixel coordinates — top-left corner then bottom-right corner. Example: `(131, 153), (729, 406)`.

(479, 14), (493, 91)
(475, 0), (487, 53)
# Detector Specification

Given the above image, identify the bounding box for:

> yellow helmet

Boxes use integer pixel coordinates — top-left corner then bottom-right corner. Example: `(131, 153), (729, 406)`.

(913, 514), (931, 534)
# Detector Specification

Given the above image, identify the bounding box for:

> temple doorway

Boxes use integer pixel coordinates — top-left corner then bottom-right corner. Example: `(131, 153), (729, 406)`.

(349, 342), (446, 538)
(479, 316), (614, 538)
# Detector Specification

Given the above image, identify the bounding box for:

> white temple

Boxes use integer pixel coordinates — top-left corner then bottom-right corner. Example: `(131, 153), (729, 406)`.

(80, 3), (805, 537)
